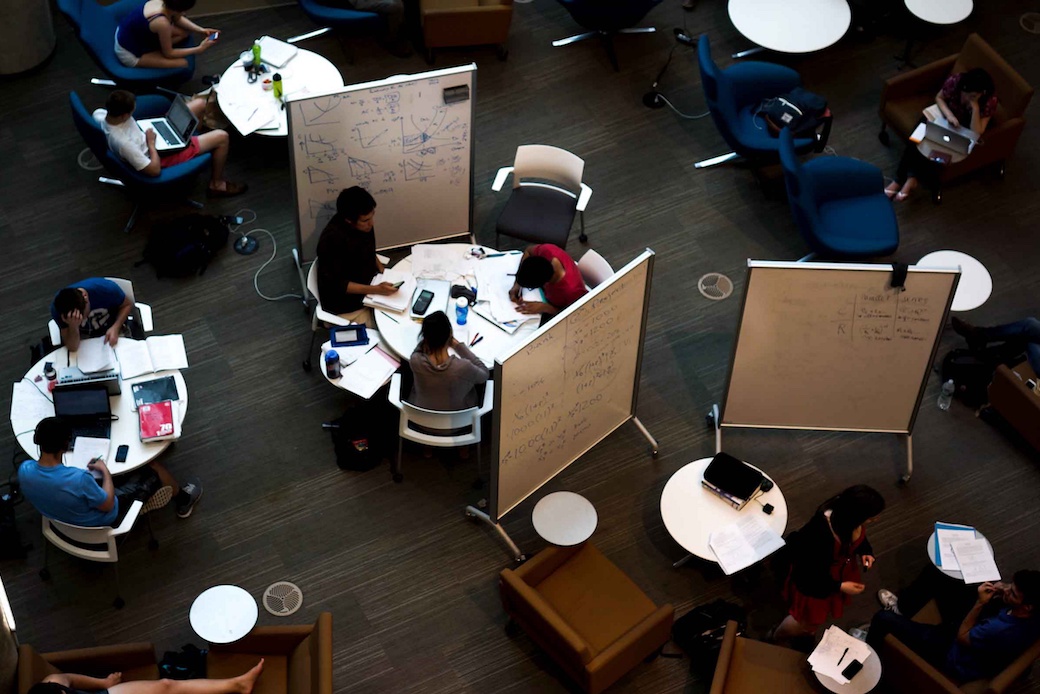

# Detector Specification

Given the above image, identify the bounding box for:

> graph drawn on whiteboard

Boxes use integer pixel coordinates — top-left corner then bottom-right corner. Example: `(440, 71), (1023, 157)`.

(304, 166), (337, 185)
(299, 96), (344, 126)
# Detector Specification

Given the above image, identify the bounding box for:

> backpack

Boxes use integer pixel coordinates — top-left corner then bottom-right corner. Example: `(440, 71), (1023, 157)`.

(757, 87), (829, 138)
(326, 409), (382, 472)
(137, 214), (230, 278)
(158, 644), (207, 679)
(664, 599), (747, 674)
(940, 343), (1025, 407)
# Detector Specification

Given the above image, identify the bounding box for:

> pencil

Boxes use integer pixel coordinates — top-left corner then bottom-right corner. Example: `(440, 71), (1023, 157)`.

(379, 311), (400, 324)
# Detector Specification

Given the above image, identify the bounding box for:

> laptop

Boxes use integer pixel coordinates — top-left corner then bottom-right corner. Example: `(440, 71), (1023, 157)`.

(701, 452), (765, 510)
(52, 386), (114, 446)
(137, 97), (198, 153)
(923, 121), (973, 155)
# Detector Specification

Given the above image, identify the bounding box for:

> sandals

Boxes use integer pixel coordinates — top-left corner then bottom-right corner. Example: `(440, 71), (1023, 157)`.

(207, 181), (248, 198)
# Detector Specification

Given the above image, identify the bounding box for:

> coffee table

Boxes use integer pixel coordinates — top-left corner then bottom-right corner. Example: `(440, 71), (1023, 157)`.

(532, 491), (598, 546)
(190, 585), (258, 644)
(660, 457), (788, 568)
(216, 47), (343, 137)
(814, 642), (882, 693)
(926, 529), (994, 581)
(905, 0), (972, 25)
(917, 250), (991, 312)
(728, 0), (851, 57)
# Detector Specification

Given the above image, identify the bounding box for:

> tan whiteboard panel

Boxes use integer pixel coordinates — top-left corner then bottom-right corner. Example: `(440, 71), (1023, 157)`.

(723, 261), (959, 433)
(491, 251), (654, 522)
(288, 64), (475, 261)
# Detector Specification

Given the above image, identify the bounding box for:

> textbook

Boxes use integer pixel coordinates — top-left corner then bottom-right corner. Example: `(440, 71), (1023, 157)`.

(115, 335), (189, 380)
(131, 375), (179, 410)
(139, 400), (179, 442)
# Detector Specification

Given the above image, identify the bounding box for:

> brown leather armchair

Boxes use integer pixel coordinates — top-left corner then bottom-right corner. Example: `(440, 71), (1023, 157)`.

(881, 600), (1040, 694)
(986, 361), (1040, 453)
(878, 33), (1034, 195)
(499, 543), (673, 694)
(18, 642), (160, 694)
(419, 0), (512, 63)
(709, 621), (819, 694)
(206, 612), (333, 694)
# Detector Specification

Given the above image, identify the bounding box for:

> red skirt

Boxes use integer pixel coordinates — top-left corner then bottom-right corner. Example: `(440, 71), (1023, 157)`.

(783, 574), (852, 627)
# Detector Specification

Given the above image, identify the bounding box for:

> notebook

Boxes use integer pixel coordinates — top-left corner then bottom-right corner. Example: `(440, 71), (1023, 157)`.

(137, 97), (198, 153)
(257, 36), (299, 68)
(131, 375), (179, 410)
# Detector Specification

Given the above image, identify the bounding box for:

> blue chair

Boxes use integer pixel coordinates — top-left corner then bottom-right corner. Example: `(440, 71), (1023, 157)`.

(296, 0), (384, 54)
(696, 34), (825, 169)
(70, 91), (211, 233)
(56, 0), (194, 89)
(778, 128), (899, 260)
(551, 0), (663, 71)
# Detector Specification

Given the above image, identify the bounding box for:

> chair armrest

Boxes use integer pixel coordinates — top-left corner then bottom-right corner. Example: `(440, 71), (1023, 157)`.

(727, 62), (802, 106)
(18, 645), (60, 694)
(708, 621), (740, 694)
(42, 643), (158, 675)
(138, 304), (153, 332)
(881, 55), (956, 104)
(576, 183), (592, 212)
(499, 570), (592, 663)
(585, 604), (674, 694)
(209, 625), (312, 654)
(985, 637), (1040, 694)
(388, 373), (404, 410)
(492, 166), (514, 192)
(803, 157), (884, 201)
(513, 545), (582, 585)
(882, 635), (962, 693)
(111, 500), (142, 537)
(477, 381), (495, 416)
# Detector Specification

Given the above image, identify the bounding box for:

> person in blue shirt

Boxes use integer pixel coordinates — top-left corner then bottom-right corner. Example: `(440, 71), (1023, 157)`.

(867, 567), (1040, 682)
(50, 278), (135, 351)
(19, 417), (203, 526)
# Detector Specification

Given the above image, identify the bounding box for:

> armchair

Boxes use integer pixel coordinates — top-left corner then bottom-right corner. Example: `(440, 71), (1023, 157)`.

(878, 33), (1034, 189)
(18, 642), (159, 694)
(986, 361), (1040, 453)
(552, 0), (663, 71)
(420, 0), (512, 63)
(709, 621), (818, 693)
(499, 543), (673, 694)
(696, 34), (823, 169)
(206, 612), (333, 694)
(297, 0), (384, 58)
(779, 128), (899, 259)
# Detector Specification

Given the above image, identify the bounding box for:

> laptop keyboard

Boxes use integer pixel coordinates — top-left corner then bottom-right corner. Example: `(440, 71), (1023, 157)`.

(152, 120), (179, 145)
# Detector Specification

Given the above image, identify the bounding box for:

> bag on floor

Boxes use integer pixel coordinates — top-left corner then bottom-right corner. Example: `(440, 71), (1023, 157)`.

(137, 214), (230, 278)
(327, 409), (381, 472)
(159, 644), (207, 679)
(758, 88), (829, 137)
(940, 343), (1024, 407)
(666, 599), (747, 672)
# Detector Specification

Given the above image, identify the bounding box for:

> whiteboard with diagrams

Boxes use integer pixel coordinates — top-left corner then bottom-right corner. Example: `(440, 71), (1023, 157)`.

(288, 64), (476, 259)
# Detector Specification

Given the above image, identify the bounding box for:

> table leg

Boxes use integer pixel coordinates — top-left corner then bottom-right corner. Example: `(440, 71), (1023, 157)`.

(673, 553), (695, 568)
(732, 46), (764, 59)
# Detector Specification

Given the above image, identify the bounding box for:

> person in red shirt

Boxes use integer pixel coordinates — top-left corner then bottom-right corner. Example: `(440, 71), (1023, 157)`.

(508, 244), (588, 317)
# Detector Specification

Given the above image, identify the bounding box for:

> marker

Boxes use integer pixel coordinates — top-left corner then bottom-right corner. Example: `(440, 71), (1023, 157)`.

(379, 311), (400, 324)
(470, 336), (484, 347)
(483, 251), (522, 258)
(469, 333), (481, 346)
(837, 647), (848, 666)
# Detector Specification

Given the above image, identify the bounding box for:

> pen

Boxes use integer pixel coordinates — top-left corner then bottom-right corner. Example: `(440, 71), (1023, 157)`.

(469, 333), (481, 346)
(482, 251), (522, 258)
(379, 311), (400, 324)
(470, 337), (484, 347)
(837, 647), (849, 666)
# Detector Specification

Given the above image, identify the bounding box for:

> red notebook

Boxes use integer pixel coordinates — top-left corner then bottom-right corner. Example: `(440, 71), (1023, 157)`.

(139, 400), (178, 442)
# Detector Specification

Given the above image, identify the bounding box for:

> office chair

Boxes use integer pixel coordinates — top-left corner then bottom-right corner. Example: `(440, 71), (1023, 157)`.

(492, 145), (593, 249)
(779, 128), (899, 260)
(552, 0), (663, 71)
(696, 34), (825, 169)
(577, 249), (614, 288)
(56, 0), (195, 89)
(70, 91), (210, 233)
(302, 259), (362, 372)
(296, 0), (384, 61)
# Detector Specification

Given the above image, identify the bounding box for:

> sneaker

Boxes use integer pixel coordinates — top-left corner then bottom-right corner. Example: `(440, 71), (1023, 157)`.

(877, 588), (901, 614)
(849, 626), (869, 641)
(176, 478), (203, 518)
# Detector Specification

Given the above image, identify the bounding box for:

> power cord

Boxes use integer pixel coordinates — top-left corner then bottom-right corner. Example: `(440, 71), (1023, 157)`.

(642, 18), (709, 119)
(228, 208), (305, 302)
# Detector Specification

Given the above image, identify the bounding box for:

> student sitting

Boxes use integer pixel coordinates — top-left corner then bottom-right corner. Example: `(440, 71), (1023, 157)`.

(29, 658), (264, 694)
(19, 417), (203, 524)
(952, 316), (1040, 373)
(408, 311), (489, 412)
(114, 0), (218, 69)
(94, 90), (245, 197)
(51, 277), (135, 351)
(508, 244), (588, 318)
(868, 569), (1040, 682)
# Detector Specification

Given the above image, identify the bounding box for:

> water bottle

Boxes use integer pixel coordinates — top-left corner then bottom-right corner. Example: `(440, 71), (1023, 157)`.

(937, 379), (955, 410)
(272, 73), (283, 100)
(455, 296), (469, 326)
(251, 40), (262, 67)
(325, 349), (341, 379)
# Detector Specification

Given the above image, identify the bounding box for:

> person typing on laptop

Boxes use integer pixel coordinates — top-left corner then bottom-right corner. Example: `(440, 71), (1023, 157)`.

(94, 90), (246, 198)
(18, 417), (203, 526)
(885, 68), (997, 202)
(51, 277), (135, 351)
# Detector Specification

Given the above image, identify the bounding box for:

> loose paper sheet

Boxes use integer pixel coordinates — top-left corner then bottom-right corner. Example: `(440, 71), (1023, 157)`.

(77, 337), (116, 373)
(952, 539), (1000, 584)
(808, 626), (871, 684)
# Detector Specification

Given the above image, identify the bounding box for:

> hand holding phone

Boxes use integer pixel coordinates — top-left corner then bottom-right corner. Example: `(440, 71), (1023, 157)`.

(391, 281), (405, 289)
(208, 31), (220, 41)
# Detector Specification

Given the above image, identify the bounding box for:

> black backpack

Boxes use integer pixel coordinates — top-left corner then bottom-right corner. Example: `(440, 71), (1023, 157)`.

(758, 87), (829, 138)
(940, 343), (1025, 407)
(326, 409), (382, 472)
(664, 599), (747, 674)
(159, 644), (207, 679)
(137, 214), (229, 278)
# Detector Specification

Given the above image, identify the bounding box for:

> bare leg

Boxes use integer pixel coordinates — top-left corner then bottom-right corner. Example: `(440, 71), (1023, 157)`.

(772, 614), (816, 642)
(148, 461), (181, 495)
(898, 176), (918, 200)
(186, 97), (208, 119)
(195, 130), (231, 189)
(109, 660), (263, 694)
(134, 51), (189, 69)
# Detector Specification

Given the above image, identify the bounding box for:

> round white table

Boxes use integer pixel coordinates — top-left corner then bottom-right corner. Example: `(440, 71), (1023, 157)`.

(217, 48), (343, 137)
(728, 0), (851, 54)
(926, 529), (994, 581)
(373, 244), (539, 368)
(660, 457), (788, 565)
(905, 0), (972, 25)
(13, 346), (187, 476)
(532, 491), (598, 546)
(814, 642), (882, 694)
(189, 585), (258, 644)
(917, 250), (992, 312)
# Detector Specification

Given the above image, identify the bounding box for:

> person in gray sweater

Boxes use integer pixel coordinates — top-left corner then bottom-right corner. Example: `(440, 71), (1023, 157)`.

(408, 311), (489, 411)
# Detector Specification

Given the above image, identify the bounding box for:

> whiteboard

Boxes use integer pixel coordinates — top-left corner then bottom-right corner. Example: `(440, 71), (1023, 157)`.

(288, 64), (476, 260)
(491, 250), (655, 522)
(722, 261), (960, 434)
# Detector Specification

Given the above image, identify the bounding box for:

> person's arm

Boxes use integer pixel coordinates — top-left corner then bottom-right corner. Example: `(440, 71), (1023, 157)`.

(857, 536), (875, 569)
(105, 294), (135, 347)
(957, 582), (998, 646)
(935, 90), (960, 128)
(87, 459), (116, 513)
(44, 672), (121, 690)
(173, 13), (212, 35)
(155, 16), (213, 58)
(59, 310), (85, 352)
(140, 128), (162, 177)
(509, 247), (534, 302)
(451, 340), (490, 382)
(347, 280), (398, 296)
(517, 300), (559, 316)
(967, 96), (991, 135)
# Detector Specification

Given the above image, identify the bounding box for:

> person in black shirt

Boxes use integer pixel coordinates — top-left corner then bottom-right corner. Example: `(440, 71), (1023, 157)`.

(315, 187), (398, 327)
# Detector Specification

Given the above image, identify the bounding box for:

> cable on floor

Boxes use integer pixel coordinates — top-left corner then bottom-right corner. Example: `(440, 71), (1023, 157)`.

(228, 208), (304, 302)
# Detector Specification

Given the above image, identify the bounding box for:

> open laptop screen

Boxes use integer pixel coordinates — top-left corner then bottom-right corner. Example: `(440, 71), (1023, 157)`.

(53, 386), (111, 418)
(167, 97), (197, 142)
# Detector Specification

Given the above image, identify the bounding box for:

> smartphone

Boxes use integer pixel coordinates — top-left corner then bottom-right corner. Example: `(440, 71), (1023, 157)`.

(841, 660), (863, 680)
(115, 445), (130, 463)
(391, 281), (405, 289)
(209, 31), (219, 41)
(412, 289), (435, 315)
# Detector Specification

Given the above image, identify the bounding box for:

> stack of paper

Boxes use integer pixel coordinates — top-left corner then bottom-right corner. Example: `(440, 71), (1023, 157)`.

(257, 35), (299, 68)
(115, 335), (189, 380)
(363, 269), (416, 313)
(77, 337), (116, 373)
(934, 522), (978, 569)
(68, 437), (109, 478)
(808, 626), (872, 685)
(222, 99), (279, 137)
(411, 244), (475, 281)
(10, 381), (55, 438)
(952, 540), (1001, 584)
(336, 345), (400, 400)
(708, 515), (786, 576)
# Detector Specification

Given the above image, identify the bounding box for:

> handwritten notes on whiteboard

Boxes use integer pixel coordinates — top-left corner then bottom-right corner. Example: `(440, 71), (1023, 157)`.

(493, 252), (653, 521)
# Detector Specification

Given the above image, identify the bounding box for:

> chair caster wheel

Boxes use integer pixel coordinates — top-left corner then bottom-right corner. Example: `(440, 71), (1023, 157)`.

(477, 498), (487, 509)
(579, 233), (588, 244)
(496, 45), (509, 61)
(39, 567), (51, 581)
(706, 411), (716, 427)
(302, 359), (312, 372)
(392, 473), (403, 483)
(148, 539), (159, 551)
(878, 130), (890, 146)
(113, 596), (125, 609)
(932, 191), (942, 205)
(898, 474), (911, 486)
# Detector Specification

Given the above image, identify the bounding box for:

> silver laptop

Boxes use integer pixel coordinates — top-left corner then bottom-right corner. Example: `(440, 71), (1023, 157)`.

(137, 97), (198, 153)
(924, 121), (972, 155)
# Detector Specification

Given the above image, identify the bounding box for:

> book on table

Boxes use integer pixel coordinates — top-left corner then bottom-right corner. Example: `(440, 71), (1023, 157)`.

(139, 400), (179, 442)
(115, 335), (189, 379)
(362, 269), (416, 313)
(131, 375), (179, 410)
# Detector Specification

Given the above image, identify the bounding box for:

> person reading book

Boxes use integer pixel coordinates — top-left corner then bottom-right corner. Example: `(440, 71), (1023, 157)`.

(51, 277), (136, 351)
(885, 68), (997, 202)
(19, 417), (203, 524)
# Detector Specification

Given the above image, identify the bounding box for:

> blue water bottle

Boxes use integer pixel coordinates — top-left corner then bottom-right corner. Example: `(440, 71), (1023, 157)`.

(455, 297), (469, 325)
(325, 349), (341, 379)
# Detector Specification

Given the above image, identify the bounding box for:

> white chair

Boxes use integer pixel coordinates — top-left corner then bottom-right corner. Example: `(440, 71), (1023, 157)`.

(302, 259), (359, 372)
(47, 277), (152, 347)
(39, 499), (146, 609)
(387, 373), (494, 484)
(492, 144), (593, 249)
(577, 249), (614, 288)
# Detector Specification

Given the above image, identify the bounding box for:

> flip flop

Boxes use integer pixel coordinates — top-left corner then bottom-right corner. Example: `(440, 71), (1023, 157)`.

(208, 181), (248, 198)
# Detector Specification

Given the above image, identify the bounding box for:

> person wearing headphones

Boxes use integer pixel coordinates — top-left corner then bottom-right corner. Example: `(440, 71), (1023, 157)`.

(19, 417), (203, 525)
